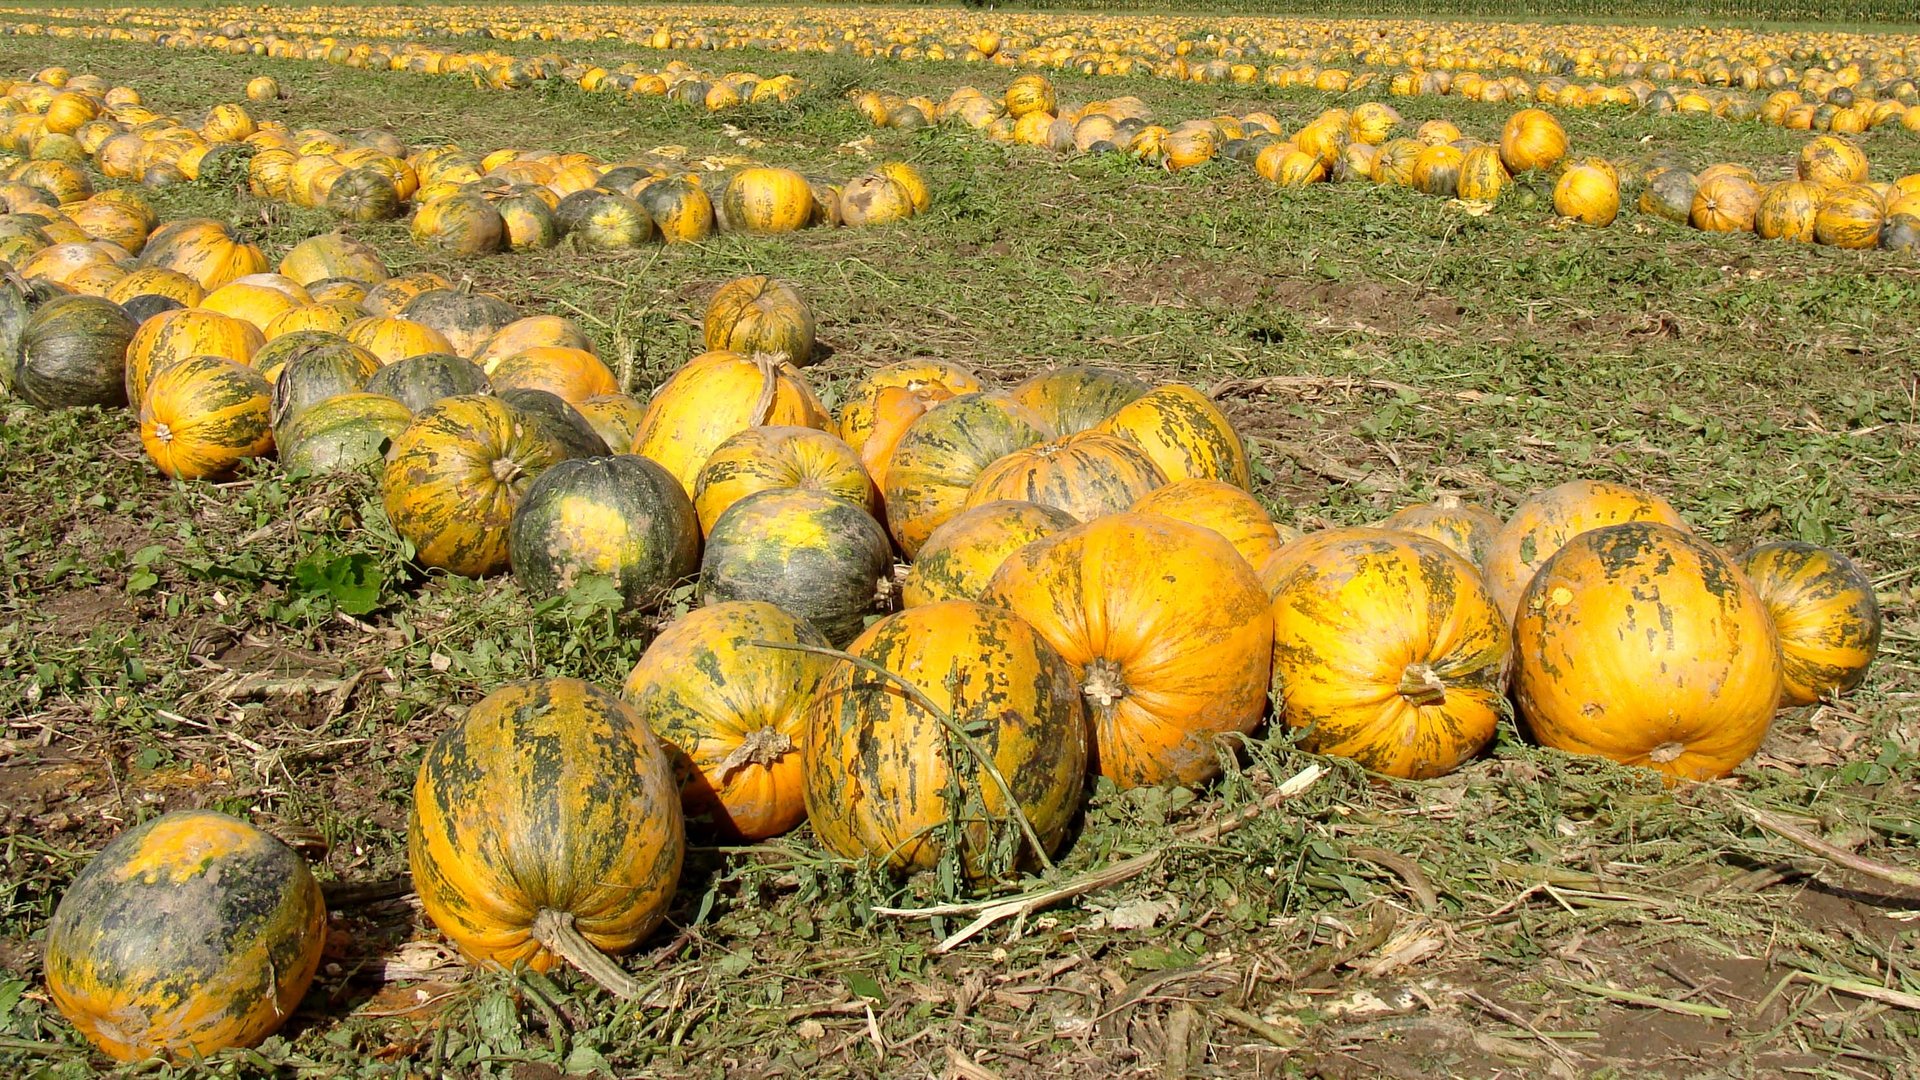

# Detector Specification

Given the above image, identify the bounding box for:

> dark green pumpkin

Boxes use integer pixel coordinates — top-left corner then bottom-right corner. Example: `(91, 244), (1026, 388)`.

(634, 177), (714, 243)
(269, 338), (383, 429)
(398, 285), (520, 358)
(496, 387), (610, 459)
(279, 391), (413, 474)
(364, 352), (490, 413)
(15, 293), (137, 408)
(1009, 366), (1149, 434)
(509, 454), (700, 609)
(699, 488), (892, 645)
(568, 191), (655, 251)
(119, 293), (185, 324)
(325, 166), (402, 222)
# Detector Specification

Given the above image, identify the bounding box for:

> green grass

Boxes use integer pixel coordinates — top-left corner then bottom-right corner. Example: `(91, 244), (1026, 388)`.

(1, 28), (1918, 1080)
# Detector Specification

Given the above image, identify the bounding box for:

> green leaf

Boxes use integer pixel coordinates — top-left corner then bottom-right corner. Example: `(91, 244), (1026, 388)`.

(1124, 945), (1196, 971)
(292, 552), (385, 615)
(472, 990), (523, 1052)
(564, 1044), (612, 1075)
(844, 971), (885, 1003)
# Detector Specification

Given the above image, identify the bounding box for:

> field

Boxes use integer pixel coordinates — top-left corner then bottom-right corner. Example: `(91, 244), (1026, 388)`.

(2, 3), (1919, 1078)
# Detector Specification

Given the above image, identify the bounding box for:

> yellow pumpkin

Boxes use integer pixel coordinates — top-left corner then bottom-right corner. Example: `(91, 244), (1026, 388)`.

(901, 500), (1079, 608)
(630, 350), (830, 497)
(1129, 479), (1291, 570)
(1499, 108), (1568, 174)
(1094, 383), (1251, 488)
(692, 425), (874, 534)
(1554, 165), (1619, 226)
(1739, 541), (1881, 706)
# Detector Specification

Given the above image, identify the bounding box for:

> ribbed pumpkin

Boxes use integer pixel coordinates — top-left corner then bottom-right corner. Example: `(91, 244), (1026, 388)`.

(1379, 493), (1503, 566)
(262, 300), (365, 340)
(983, 513), (1273, 789)
(124, 307), (263, 411)
(1268, 528), (1510, 779)
(411, 193), (506, 254)
(362, 272), (453, 318)
(569, 191), (656, 250)
(1010, 366), (1148, 434)
(1094, 382), (1251, 488)
(361, 353), (489, 413)
(381, 394), (574, 577)
(107, 267), (204, 309)
(135, 220), (265, 292)
(839, 173), (917, 227)
(964, 431), (1165, 522)
(1554, 165), (1619, 227)
(634, 177), (715, 244)
(1410, 144), (1466, 197)
(507, 455), (699, 609)
(346, 315), (454, 366)
(631, 350), (830, 497)
(621, 601), (831, 840)
(139, 356), (274, 480)
(13, 293), (135, 408)
(43, 810), (326, 1063)
(1499, 109), (1567, 174)
(267, 337), (382, 428)
(497, 388), (610, 460)
(471, 315), (592, 374)
(574, 393), (648, 453)
(399, 285), (520, 358)
(700, 488), (892, 646)
(488, 346), (620, 404)
(278, 391), (413, 474)
(1515, 523), (1782, 782)
(702, 275), (814, 366)
(1798, 134), (1870, 186)
(1739, 541), (1881, 706)
(1755, 180), (1823, 242)
(804, 600), (1085, 876)
(883, 392), (1052, 557)
(1814, 184), (1886, 249)
(1692, 174), (1761, 233)
(692, 425), (874, 534)
(836, 361), (983, 488)
(901, 500), (1079, 608)
(1005, 74), (1058, 119)
(1131, 479), (1289, 570)
(409, 679), (683, 980)
(719, 168), (813, 234)
(1485, 479), (1691, 621)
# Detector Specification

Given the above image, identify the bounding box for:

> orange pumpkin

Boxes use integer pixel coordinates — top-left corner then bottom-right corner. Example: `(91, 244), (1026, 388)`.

(1094, 383), (1251, 488)
(487, 346), (620, 404)
(1485, 479), (1691, 622)
(137, 219), (266, 291)
(1739, 541), (1881, 706)
(1755, 180), (1823, 242)
(124, 307), (264, 412)
(882, 392), (1052, 557)
(1515, 523), (1782, 781)
(1268, 528), (1510, 779)
(692, 425), (874, 534)
(901, 500), (1078, 608)
(1499, 108), (1568, 174)
(346, 315), (455, 366)
(1009, 366), (1147, 434)
(138, 355), (275, 481)
(983, 513), (1273, 789)
(835, 360), (982, 487)
(963, 431), (1165, 522)
(630, 350), (831, 497)
(1691, 174), (1761, 233)
(1553, 165), (1619, 227)
(1130, 479), (1291, 570)
(473, 315), (594, 374)
(1814, 184), (1886, 249)
(1378, 494), (1502, 566)
(1797, 134), (1870, 186)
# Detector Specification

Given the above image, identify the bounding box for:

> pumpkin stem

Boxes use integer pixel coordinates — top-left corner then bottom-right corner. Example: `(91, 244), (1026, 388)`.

(873, 571), (900, 611)
(1082, 658), (1129, 709)
(492, 456), (524, 485)
(1397, 664), (1447, 707)
(747, 351), (789, 426)
(530, 908), (646, 1001)
(1433, 492), (1463, 510)
(1649, 741), (1687, 764)
(714, 727), (794, 781)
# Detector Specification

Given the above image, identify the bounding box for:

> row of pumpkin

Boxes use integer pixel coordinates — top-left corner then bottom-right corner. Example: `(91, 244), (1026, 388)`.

(10, 2), (1920, 108)
(861, 77), (1920, 249)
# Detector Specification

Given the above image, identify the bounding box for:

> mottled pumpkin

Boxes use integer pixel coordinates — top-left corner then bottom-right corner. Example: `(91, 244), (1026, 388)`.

(1499, 109), (1567, 174)
(137, 219), (266, 291)
(622, 602), (832, 839)
(361, 272), (453, 318)
(496, 387), (610, 460)
(124, 307), (264, 412)
(1638, 168), (1698, 224)
(1692, 174), (1761, 233)
(1755, 180), (1823, 242)
(1485, 479), (1691, 622)
(399, 285), (520, 358)
(702, 275), (814, 366)
(44, 810), (326, 1062)
(1009, 366), (1148, 435)
(13, 293), (135, 409)
(902, 500), (1078, 608)
(1798, 134), (1870, 186)
(574, 393), (649, 453)
(692, 425), (874, 534)
(1814, 184), (1886, 249)
(508, 455), (700, 609)
(473, 315), (594, 374)
(700, 488), (893, 646)
(839, 172), (917, 227)
(488, 346), (621, 404)
(835, 360), (983, 485)
(719, 168), (813, 234)
(983, 513), (1273, 789)
(1094, 382), (1251, 489)
(804, 600), (1085, 876)
(631, 350), (830, 497)
(278, 391), (413, 474)
(883, 392), (1053, 557)
(1740, 541), (1881, 706)
(1131, 479), (1289, 570)
(409, 679), (683, 973)
(381, 394), (575, 576)
(139, 356), (274, 480)
(262, 300), (365, 340)
(1268, 528), (1510, 779)
(346, 314), (455, 366)
(1515, 523), (1782, 781)
(362, 352), (489, 413)
(267, 336), (382, 428)
(410, 193), (506, 254)
(1378, 493), (1502, 567)
(964, 430), (1165, 522)
(634, 177), (715, 244)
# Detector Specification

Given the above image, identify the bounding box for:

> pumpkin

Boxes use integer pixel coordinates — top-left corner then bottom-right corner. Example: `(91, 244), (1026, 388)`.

(1499, 108), (1568, 174)
(267, 337), (381, 427)
(499, 189), (562, 250)
(139, 355), (275, 480)
(702, 275), (814, 366)
(1798, 134), (1870, 186)
(630, 349), (830, 497)
(1883, 212), (1920, 252)
(1410, 144), (1465, 197)
(569, 191), (656, 250)
(1005, 75), (1058, 119)
(307, 278), (371, 305)
(902, 500), (1078, 608)
(278, 391), (413, 474)
(1010, 366), (1147, 434)
(473, 315), (594, 374)
(719, 168), (813, 234)
(381, 394), (575, 576)
(839, 173), (916, 226)
(325, 166), (402, 222)
(1554, 165), (1619, 226)
(700, 488), (893, 646)
(496, 387), (610, 460)
(13, 293), (135, 408)
(346, 315), (454, 366)
(363, 352), (490, 413)
(574, 393), (649, 452)
(106, 266), (204, 309)
(621, 601), (832, 839)
(124, 307), (263, 411)
(489, 346), (620, 404)
(803, 600), (1085, 876)
(1267, 528), (1510, 779)
(1755, 180), (1823, 242)
(260, 300), (362, 340)
(634, 177), (715, 244)
(1739, 541), (1881, 706)
(506, 454), (700, 609)
(1692, 174), (1761, 233)
(43, 810), (325, 1062)
(1131, 479), (1289, 570)
(199, 281), (302, 333)
(409, 678), (683, 981)
(964, 430), (1165, 522)
(692, 425), (873, 534)
(1255, 144), (1326, 187)
(1370, 138), (1423, 186)
(399, 285), (520, 358)
(1814, 184), (1886, 249)
(1515, 523), (1782, 781)
(983, 513), (1273, 789)
(1094, 382), (1251, 488)
(1485, 479), (1691, 621)
(876, 161), (931, 213)
(883, 392), (1052, 557)
(362, 272), (452, 318)
(411, 193), (506, 254)
(836, 360), (982, 480)
(137, 219), (266, 291)
(245, 76), (281, 102)
(1378, 493), (1502, 566)
(1638, 168), (1699, 224)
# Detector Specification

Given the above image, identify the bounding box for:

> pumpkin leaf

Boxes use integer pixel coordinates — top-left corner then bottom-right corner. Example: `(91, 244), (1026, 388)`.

(292, 551), (384, 615)
(843, 971), (885, 1003)
(564, 1045), (612, 1075)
